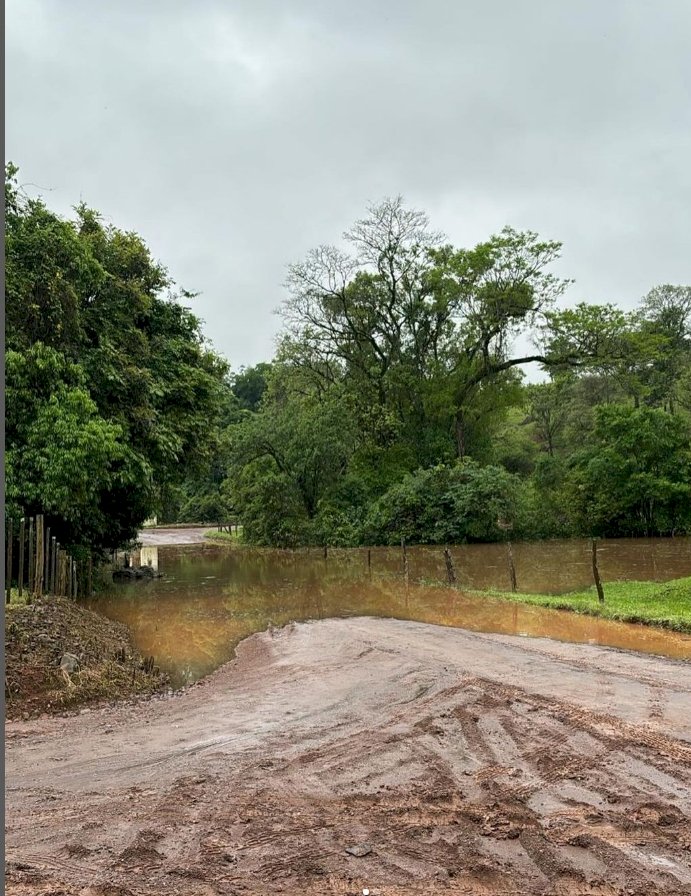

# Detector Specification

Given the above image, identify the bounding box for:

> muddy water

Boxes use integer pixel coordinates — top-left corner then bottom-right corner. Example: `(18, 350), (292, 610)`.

(87, 538), (691, 686)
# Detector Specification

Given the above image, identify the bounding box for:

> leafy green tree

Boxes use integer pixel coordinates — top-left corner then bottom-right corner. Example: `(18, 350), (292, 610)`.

(226, 367), (358, 543)
(282, 197), (572, 467)
(4, 165), (229, 553)
(361, 460), (523, 545)
(569, 405), (691, 536)
(5, 345), (151, 550)
(639, 285), (691, 413)
(231, 363), (272, 411)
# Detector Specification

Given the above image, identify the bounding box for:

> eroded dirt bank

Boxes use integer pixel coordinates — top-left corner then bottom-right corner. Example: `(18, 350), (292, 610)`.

(6, 618), (691, 895)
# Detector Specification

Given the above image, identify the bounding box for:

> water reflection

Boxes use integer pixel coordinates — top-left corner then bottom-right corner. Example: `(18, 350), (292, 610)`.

(87, 538), (691, 687)
(138, 546), (159, 571)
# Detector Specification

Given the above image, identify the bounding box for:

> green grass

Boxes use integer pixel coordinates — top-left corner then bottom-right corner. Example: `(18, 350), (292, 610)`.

(475, 577), (691, 633)
(5, 588), (31, 607)
(203, 529), (243, 544)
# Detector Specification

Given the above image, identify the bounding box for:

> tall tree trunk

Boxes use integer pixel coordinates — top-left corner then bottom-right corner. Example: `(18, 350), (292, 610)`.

(455, 412), (466, 459)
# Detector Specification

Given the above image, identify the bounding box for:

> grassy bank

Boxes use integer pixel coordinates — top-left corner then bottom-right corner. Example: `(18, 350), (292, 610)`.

(477, 577), (691, 633)
(204, 529), (243, 544)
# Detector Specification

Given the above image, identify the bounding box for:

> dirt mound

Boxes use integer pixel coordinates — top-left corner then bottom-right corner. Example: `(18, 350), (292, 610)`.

(5, 596), (168, 719)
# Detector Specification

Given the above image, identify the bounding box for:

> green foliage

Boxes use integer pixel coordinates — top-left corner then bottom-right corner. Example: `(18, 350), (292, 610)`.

(226, 369), (358, 545)
(216, 202), (691, 547)
(4, 165), (229, 554)
(569, 405), (691, 536)
(362, 461), (522, 545)
(231, 363), (272, 411)
(17, 177), (682, 551)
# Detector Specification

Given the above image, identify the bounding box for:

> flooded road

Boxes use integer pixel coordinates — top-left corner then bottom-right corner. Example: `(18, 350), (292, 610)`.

(87, 538), (691, 686)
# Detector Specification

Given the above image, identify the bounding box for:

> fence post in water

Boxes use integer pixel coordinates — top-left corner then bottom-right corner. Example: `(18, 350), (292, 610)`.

(6, 518), (14, 604)
(443, 547), (457, 586)
(18, 518), (26, 597)
(323, 544), (328, 560)
(401, 537), (409, 584)
(507, 541), (518, 593)
(591, 538), (605, 604)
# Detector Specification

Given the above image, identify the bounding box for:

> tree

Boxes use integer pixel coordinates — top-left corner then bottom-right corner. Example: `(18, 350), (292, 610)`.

(639, 285), (691, 413)
(226, 366), (358, 544)
(231, 362), (272, 411)
(361, 460), (523, 545)
(4, 164), (229, 553)
(282, 197), (573, 464)
(569, 405), (691, 537)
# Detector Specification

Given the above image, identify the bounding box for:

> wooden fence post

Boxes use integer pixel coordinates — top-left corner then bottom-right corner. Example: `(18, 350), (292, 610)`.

(367, 548), (372, 577)
(18, 518), (25, 597)
(51, 538), (58, 595)
(591, 538), (605, 604)
(401, 537), (409, 584)
(88, 554), (93, 598)
(44, 526), (51, 594)
(35, 515), (44, 597)
(6, 518), (14, 604)
(28, 517), (35, 595)
(507, 541), (518, 593)
(443, 547), (457, 586)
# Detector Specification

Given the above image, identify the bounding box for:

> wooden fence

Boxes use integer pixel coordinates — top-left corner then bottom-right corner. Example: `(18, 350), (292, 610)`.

(5, 514), (93, 604)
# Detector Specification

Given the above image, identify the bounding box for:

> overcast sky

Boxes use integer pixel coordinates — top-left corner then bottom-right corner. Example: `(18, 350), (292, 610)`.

(6, 0), (691, 369)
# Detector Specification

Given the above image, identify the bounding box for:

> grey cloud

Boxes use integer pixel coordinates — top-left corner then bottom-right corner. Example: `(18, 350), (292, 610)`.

(6, 0), (691, 366)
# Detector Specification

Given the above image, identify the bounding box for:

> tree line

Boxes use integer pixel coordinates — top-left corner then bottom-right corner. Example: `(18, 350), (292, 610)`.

(6, 171), (690, 552)
(184, 198), (691, 545)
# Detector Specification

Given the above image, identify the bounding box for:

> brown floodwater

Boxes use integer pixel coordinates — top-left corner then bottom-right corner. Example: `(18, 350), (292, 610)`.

(87, 538), (691, 687)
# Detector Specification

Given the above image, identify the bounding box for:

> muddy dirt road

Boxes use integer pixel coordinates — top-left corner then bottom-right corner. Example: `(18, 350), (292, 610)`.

(137, 527), (210, 546)
(6, 618), (691, 895)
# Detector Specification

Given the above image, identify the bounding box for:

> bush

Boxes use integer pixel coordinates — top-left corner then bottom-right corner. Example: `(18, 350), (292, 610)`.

(361, 460), (523, 545)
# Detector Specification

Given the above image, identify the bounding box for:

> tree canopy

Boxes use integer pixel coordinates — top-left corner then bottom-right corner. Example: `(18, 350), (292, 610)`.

(216, 200), (691, 545)
(5, 164), (229, 554)
(8, 177), (689, 548)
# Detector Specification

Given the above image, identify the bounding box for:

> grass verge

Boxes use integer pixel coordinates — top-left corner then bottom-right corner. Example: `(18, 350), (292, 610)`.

(475, 577), (691, 633)
(204, 529), (243, 544)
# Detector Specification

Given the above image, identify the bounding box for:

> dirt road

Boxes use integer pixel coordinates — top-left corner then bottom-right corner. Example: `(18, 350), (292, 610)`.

(6, 618), (691, 895)
(137, 527), (211, 546)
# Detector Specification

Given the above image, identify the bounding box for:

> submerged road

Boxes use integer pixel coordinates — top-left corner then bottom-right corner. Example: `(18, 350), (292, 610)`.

(5, 617), (691, 895)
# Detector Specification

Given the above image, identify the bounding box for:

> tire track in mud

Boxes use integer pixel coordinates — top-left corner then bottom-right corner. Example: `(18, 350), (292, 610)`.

(6, 617), (691, 895)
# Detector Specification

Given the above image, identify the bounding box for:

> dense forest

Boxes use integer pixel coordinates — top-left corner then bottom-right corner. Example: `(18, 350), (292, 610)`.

(6, 167), (691, 553)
